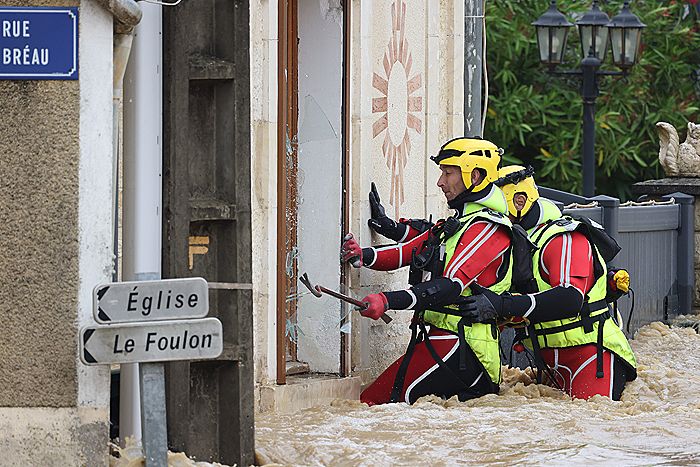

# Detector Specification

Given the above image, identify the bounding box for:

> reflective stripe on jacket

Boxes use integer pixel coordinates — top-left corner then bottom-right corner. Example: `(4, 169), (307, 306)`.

(423, 205), (513, 385)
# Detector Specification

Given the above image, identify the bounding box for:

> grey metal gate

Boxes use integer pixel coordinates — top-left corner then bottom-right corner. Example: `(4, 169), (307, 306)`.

(616, 203), (680, 330)
(162, 0), (253, 464)
(540, 187), (695, 330)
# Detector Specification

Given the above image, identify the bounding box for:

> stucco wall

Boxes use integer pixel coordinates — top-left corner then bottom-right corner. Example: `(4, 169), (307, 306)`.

(350, 0), (464, 383)
(77, 0), (113, 410)
(0, 407), (107, 464)
(0, 79), (80, 405)
(0, 0), (112, 462)
(250, 0), (278, 391)
(249, 0), (465, 398)
(0, 0), (81, 407)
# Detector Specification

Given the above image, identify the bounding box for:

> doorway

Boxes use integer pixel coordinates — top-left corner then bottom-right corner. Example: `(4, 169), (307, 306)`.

(277, 0), (349, 381)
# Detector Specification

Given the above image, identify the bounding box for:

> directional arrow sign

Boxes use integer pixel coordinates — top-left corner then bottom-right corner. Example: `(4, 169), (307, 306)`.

(80, 318), (223, 365)
(93, 277), (208, 324)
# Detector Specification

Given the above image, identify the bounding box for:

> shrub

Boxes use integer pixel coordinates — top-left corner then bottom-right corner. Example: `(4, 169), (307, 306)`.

(484, 0), (700, 199)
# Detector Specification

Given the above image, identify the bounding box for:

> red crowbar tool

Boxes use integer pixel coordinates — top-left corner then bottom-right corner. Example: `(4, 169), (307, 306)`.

(299, 272), (392, 324)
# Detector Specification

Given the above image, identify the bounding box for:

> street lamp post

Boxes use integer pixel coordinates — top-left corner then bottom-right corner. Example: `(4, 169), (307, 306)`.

(581, 53), (601, 198)
(532, 0), (645, 197)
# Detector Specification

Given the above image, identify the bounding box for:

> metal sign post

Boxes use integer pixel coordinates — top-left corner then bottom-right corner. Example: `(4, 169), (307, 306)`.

(140, 357), (166, 467)
(140, 363), (168, 465)
(80, 277), (221, 466)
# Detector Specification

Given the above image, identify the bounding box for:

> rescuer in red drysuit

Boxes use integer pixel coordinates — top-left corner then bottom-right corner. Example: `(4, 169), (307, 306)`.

(341, 137), (514, 405)
(462, 166), (637, 400)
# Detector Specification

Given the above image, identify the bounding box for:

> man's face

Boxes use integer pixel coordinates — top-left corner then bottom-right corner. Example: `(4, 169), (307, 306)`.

(437, 165), (467, 201)
(513, 193), (527, 212)
(508, 192), (528, 221)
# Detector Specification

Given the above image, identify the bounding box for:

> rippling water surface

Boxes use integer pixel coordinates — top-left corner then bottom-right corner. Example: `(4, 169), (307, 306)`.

(255, 322), (700, 466)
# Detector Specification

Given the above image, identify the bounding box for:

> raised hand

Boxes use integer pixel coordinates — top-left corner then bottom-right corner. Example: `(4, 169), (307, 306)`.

(367, 182), (399, 237)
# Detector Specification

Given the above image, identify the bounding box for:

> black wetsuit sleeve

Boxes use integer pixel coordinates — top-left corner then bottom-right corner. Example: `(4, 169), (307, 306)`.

(384, 222), (410, 242)
(504, 286), (584, 323)
(361, 247), (375, 266)
(384, 277), (462, 310)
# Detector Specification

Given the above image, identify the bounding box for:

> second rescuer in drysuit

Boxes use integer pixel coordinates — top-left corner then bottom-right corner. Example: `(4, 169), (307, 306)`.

(340, 137), (514, 405)
(463, 165), (637, 400)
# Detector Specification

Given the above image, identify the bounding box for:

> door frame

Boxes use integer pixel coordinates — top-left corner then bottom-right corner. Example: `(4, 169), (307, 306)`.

(275, 0), (351, 383)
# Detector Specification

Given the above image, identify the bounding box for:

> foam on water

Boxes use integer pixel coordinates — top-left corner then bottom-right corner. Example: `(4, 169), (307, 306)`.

(255, 322), (700, 466)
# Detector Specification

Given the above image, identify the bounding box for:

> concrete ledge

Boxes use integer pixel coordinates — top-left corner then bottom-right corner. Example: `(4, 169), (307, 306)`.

(257, 375), (361, 414)
(0, 407), (108, 466)
(632, 178), (700, 196)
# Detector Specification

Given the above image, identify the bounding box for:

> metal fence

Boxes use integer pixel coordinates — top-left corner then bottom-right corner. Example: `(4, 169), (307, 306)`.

(501, 187), (694, 367)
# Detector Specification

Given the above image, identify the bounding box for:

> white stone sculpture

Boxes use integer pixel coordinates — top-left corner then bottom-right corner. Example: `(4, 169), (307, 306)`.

(656, 121), (700, 177)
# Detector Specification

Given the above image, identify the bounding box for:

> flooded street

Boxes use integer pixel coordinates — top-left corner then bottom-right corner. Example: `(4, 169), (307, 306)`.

(256, 322), (700, 465)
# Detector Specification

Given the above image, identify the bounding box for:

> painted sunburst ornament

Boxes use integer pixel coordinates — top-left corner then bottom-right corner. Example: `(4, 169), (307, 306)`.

(372, 0), (423, 219)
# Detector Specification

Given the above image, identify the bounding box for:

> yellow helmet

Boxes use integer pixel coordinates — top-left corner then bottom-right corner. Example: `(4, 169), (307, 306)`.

(430, 137), (503, 193)
(495, 165), (539, 217)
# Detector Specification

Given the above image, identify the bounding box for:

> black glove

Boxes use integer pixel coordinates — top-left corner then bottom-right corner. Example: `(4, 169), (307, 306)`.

(461, 283), (506, 323)
(368, 182), (403, 240)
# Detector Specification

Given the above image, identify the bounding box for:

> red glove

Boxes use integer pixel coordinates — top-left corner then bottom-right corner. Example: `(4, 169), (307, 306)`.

(359, 293), (389, 320)
(340, 233), (363, 267)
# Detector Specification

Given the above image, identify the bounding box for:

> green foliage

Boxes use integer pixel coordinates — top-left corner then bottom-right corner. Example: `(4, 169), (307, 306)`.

(484, 0), (700, 199)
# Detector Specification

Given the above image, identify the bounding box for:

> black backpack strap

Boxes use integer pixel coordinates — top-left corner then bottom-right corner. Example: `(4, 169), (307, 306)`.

(457, 318), (471, 370)
(418, 321), (486, 400)
(390, 311), (423, 403)
(531, 219), (558, 245)
(626, 288), (635, 335)
(596, 315), (606, 378)
(525, 324), (547, 384)
(580, 295), (594, 333)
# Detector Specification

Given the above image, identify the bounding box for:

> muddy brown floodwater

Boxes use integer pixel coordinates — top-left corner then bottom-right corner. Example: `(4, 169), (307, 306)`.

(255, 322), (700, 466)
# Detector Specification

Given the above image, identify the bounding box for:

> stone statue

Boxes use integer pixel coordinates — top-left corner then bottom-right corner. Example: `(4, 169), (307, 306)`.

(656, 121), (700, 177)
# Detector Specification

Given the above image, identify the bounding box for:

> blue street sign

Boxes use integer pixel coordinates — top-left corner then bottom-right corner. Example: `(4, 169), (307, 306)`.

(0, 7), (78, 80)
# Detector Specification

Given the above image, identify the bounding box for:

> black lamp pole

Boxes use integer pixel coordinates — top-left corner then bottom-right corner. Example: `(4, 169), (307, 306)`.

(533, 0), (645, 198)
(553, 54), (621, 197)
(581, 53), (600, 197)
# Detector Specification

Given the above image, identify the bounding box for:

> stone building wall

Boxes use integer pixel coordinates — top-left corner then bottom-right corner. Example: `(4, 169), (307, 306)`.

(0, 0), (113, 462)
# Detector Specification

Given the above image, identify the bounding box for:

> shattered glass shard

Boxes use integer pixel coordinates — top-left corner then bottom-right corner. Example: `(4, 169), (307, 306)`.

(285, 318), (304, 344)
(298, 94), (338, 145)
(285, 247), (299, 277)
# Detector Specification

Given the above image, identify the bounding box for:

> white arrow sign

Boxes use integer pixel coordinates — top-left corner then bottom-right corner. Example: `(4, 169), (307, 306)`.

(93, 277), (209, 324)
(80, 318), (223, 365)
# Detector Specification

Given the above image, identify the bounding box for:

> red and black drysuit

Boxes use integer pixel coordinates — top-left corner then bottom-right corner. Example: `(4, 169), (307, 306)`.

(359, 193), (511, 405)
(469, 204), (635, 400)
